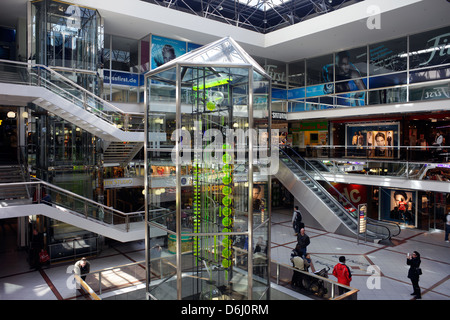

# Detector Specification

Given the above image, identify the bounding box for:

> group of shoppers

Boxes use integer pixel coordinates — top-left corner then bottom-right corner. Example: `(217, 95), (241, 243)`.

(291, 205), (424, 299)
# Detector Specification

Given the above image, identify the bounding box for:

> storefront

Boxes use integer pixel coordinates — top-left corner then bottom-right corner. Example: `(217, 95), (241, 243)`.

(289, 121), (328, 149)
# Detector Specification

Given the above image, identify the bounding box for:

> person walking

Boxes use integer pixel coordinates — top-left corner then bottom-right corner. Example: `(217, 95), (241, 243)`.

(407, 251), (422, 299)
(296, 228), (310, 257)
(332, 256), (352, 295)
(292, 206), (303, 236)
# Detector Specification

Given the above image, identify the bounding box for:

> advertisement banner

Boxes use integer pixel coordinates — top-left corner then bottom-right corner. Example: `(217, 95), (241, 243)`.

(151, 35), (187, 69)
(104, 70), (140, 87)
(380, 188), (416, 226)
(346, 122), (399, 159)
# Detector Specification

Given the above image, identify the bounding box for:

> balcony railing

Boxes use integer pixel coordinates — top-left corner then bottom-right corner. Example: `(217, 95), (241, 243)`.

(0, 59), (144, 131)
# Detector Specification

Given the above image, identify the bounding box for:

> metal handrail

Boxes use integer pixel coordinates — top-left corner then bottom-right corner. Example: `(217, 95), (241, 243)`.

(271, 260), (359, 300)
(0, 59), (124, 113)
(0, 179), (143, 232)
(280, 148), (359, 221)
(281, 147), (396, 240)
(0, 59), (144, 131)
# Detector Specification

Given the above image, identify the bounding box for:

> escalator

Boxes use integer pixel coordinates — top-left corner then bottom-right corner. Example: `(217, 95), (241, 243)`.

(277, 147), (400, 243)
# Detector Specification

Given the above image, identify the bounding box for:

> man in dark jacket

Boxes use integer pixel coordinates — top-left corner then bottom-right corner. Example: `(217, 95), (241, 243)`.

(296, 228), (310, 257)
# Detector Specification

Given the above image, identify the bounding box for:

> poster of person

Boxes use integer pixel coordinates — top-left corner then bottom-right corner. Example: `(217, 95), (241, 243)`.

(346, 123), (398, 159)
(252, 184), (265, 213)
(151, 35), (187, 69)
(373, 131), (387, 157)
(389, 189), (414, 225)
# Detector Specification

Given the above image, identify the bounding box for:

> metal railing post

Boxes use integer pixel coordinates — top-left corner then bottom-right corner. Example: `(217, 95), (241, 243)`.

(37, 183), (41, 203)
(276, 263), (280, 285)
(99, 272), (102, 296)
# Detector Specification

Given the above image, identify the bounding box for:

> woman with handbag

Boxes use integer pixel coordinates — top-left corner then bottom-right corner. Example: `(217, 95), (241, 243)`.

(407, 251), (422, 299)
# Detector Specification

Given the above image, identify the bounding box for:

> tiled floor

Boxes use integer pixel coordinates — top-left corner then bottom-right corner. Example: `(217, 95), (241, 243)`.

(0, 209), (449, 300)
(271, 208), (450, 300)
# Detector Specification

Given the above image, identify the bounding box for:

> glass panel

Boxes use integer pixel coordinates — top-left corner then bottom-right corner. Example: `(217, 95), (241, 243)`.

(180, 234), (249, 300)
(335, 47), (368, 79)
(369, 37), (407, 75)
(368, 87), (407, 105)
(307, 54), (333, 85)
(369, 72), (408, 89)
(410, 65), (450, 84)
(409, 81), (450, 101)
(263, 58), (287, 88)
(191, 40), (246, 64)
(288, 60), (305, 88)
(409, 26), (450, 69)
(111, 35), (138, 72)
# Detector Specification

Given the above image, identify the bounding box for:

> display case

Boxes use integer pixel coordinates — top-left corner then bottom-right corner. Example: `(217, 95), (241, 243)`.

(145, 37), (273, 300)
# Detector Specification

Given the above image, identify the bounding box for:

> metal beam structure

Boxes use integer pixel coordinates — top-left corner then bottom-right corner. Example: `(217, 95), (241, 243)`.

(141, 0), (362, 33)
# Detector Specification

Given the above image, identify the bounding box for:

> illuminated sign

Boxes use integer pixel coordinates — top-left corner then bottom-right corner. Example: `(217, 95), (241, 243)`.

(358, 204), (367, 234)
(103, 177), (144, 189)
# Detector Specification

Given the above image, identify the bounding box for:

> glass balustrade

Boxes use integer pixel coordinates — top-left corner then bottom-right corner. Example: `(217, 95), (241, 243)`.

(0, 59), (143, 132)
(286, 145), (450, 181)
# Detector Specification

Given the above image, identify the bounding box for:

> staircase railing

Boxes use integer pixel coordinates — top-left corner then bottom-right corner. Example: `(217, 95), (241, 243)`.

(0, 179), (145, 232)
(0, 59), (143, 132)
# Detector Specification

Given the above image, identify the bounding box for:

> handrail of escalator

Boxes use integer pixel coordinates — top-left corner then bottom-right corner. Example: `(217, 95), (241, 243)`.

(282, 147), (360, 212)
(281, 147), (395, 240)
(286, 146), (402, 239)
(279, 148), (359, 227)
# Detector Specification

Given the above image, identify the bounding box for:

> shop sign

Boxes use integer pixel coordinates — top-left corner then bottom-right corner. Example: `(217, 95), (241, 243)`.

(104, 70), (140, 87)
(358, 204), (367, 234)
(272, 111), (287, 120)
(103, 177), (144, 189)
(290, 121), (328, 132)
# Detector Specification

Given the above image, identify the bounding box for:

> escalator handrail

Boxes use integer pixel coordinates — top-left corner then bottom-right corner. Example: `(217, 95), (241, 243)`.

(280, 148), (359, 227)
(282, 147), (395, 240)
(287, 146), (402, 238)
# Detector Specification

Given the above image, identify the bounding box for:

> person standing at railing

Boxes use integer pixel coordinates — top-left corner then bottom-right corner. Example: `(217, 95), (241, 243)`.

(332, 256), (352, 295)
(432, 130), (444, 160)
(74, 257), (91, 282)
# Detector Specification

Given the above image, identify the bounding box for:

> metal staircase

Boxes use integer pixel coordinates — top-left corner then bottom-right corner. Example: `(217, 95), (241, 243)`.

(103, 141), (144, 166)
(0, 179), (168, 242)
(278, 147), (401, 243)
(0, 165), (30, 201)
(0, 59), (144, 160)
